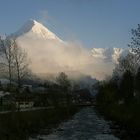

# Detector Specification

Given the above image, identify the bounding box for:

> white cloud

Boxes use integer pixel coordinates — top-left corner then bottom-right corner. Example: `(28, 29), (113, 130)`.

(16, 33), (115, 80)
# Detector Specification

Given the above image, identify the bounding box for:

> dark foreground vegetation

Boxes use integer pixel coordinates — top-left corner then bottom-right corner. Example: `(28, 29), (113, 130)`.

(0, 52), (93, 139)
(0, 106), (78, 140)
(97, 94), (140, 139)
(96, 25), (140, 140)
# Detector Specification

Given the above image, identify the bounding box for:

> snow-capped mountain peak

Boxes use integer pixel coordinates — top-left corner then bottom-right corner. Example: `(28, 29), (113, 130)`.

(91, 47), (127, 63)
(11, 19), (63, 42)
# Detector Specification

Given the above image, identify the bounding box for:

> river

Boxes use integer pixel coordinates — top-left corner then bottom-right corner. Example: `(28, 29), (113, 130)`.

(30, 107), (119, 140)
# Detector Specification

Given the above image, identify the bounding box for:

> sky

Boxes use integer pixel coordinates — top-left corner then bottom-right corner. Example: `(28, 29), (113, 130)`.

(0, 0), (140, 49)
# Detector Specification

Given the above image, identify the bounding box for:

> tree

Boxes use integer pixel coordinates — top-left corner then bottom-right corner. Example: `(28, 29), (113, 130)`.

(135, 67), (140, 100)
(0, 37), (14, 87)
(120, 70), (134, 104)
(12, 41), (29, 88)
(97, 80), (119, 106)
(113, 53), (138, 78)
(56, 72), (71, 106)
(56, 72), (71, 90)
(128, 24), (140, 61)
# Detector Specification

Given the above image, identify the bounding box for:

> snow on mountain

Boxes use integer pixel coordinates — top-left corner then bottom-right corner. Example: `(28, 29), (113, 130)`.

(91, 47), (128, 63)
(11, 19), (63, 43)
(90, 47), (130, 79)
(5, 19), (129, 80)
(12, 20), (94, 79)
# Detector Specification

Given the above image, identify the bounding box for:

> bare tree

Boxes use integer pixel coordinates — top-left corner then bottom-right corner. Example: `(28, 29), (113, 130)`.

(56, 72), (71, 107)
(56, 72), (71, 90)
(12, 41), (29, 88)
(113, 53), (138, 78)
(0, 36), (14, 86)
(128, 24), (140, 61)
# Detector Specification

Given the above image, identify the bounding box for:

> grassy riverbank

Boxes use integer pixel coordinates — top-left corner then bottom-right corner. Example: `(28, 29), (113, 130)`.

(0, 106), (78, 140)
(96, 68), (140, 140)
(97, 103), (140, 140)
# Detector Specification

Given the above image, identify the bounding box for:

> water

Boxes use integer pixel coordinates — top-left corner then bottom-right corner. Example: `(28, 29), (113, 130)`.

(30, 107), (119, 140)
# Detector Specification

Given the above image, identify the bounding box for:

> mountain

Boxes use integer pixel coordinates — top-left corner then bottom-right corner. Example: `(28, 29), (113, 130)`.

(10, 19), (67, 76)
(11, 19), (63, 43)
(91, 47), (129, 63)
(6, 19), (129, 80)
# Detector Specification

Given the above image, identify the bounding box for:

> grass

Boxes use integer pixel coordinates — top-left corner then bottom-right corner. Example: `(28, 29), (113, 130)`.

(97, 102), (140, 139)
(0, 106), (78, 140)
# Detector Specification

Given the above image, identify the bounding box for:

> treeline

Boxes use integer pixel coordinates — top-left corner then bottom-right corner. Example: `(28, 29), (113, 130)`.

(97, 25), (140, 139)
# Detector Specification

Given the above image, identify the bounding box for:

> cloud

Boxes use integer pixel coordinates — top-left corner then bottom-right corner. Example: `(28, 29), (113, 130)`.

(15, 25), (115, 80)
(39, 10), (50, 24)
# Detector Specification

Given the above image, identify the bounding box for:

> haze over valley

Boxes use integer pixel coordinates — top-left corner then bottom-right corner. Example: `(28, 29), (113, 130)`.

(9, 19), (128, 80)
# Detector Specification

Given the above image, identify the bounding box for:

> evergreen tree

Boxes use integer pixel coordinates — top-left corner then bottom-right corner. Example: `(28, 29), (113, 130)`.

(135, 67), (140, 100)
(120, 70), (134, 104)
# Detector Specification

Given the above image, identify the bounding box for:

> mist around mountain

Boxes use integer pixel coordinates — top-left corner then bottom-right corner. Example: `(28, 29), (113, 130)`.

(8, 19), (129, 80)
